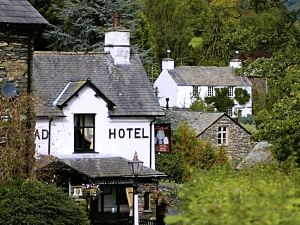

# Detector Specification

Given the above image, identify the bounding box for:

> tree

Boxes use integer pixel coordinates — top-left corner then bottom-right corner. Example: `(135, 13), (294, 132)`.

(29, 0), (64, 24)
(165, 166), (300, 225)
(142, 0), (194, 63)
(43, 0), (159, 75)
(226, 0), (299, 58)
(196, 0), (240, 66)
(256, 90), (300, 164)
(0, 179), (89, 225)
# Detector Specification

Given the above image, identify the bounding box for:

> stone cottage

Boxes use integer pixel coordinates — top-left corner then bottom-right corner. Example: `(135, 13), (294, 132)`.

(168, 110), (255, 164)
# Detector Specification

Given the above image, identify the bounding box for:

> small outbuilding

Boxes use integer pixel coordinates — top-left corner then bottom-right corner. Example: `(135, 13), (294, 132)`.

(169, 110), (255, 164)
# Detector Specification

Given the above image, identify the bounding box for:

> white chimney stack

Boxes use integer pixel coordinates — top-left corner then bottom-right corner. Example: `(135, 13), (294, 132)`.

(229, 59), (242, 69)
(104, 13), (130, 64)
(229, 51), (242, 68)
(162, 58), (174, 70)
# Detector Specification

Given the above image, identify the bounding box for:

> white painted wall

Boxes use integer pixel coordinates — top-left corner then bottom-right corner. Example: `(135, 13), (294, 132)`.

(35, 85), (156, 168)
(153, 70), (178, 108)
(104, 30), (130, 64)
(154, 68), (252, 117)
(177, 86), (193, 108)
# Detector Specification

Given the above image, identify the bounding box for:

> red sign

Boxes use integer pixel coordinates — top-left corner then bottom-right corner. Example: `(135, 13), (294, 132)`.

(155, 123), (171, 153)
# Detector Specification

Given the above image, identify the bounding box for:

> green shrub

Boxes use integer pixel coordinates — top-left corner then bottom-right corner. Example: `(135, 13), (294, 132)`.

(166, 166), (300, 225)
(0, 179), (89, 225)
(234, 88), (250, 105)
(156, 122), (228, 183)
(205, 88), (234, 112)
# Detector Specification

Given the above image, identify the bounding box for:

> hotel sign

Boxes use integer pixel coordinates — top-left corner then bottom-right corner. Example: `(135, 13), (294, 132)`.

(155, 123), (171, 153)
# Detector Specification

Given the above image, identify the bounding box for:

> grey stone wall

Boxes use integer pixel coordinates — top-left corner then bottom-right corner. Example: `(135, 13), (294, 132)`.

(0, 32), (32, 95)
(199, 115), (255, 165)
(138, 183), (157, 220)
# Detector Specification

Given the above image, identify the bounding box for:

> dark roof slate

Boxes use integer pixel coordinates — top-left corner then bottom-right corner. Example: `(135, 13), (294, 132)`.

(60, 157), (166, 178)
(168, 66), (252, 86)
(55, 80), (87, 107)
(0, 0), (49, 25)
(169, 110), (250, 135)
(33, 52), (164, 117)
(170, 111), (224, 135)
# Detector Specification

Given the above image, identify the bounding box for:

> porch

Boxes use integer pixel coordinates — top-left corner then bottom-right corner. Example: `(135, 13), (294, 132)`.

(36, 155), (166, 225)
(90, 212), (156, 225)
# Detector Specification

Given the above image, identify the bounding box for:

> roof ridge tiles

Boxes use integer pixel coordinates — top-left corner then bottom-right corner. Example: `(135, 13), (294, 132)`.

(34, 51), (109, 55)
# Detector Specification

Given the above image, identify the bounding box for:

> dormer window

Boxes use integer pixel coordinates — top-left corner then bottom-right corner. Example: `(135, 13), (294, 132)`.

(74, 114), (95, 153)
(208, 86), (214, 97)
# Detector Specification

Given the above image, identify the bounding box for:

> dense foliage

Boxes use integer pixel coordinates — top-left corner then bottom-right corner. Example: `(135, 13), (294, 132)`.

(234, 88), (250, 105)
(189, 99), (215, 112)
(0, 179), (88, 225)
(205, 88), (235, 113)
(256, 91), (300, 164)
(166, 166), (300, 225)
(156, 122), (228, 183)
(0, 96), (35, 181)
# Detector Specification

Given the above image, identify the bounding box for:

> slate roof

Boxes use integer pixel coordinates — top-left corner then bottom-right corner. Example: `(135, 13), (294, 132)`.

(170, 110), (225, 135)
(33, 51), (164, 117)
(60, 156), (165, 179)
(54, 80), (115, 108)
(168, 66), (252, 86)
(0, 0), (49, 26)
(165, 110), (250, 136)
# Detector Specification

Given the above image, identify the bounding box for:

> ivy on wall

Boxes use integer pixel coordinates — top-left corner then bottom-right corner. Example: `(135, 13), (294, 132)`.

(205, 88), (234, 112)
(235, 88), (250, 105)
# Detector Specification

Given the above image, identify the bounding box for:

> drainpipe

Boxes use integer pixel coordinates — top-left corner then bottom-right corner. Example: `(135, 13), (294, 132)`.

(27, 36), (33, 93)
(48, 118), (53, 155)
(150, 118), (156, 169)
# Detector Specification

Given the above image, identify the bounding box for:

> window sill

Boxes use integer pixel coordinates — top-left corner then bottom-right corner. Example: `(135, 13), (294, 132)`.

(73, 151), (99, 154)
(143, 210), (153, 213)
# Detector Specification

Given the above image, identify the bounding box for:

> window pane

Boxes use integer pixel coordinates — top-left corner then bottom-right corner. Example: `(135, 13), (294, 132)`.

(74, 114), (95, 152)
(85, 115), (94, 126)
(75, 115), (84, 126)
(84, 128), (93, 150)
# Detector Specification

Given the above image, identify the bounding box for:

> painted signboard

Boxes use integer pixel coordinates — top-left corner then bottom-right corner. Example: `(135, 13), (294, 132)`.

(154, 123), (171, 153)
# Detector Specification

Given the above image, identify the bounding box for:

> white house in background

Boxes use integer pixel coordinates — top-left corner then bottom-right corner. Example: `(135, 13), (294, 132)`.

(154, 58), (252, 117)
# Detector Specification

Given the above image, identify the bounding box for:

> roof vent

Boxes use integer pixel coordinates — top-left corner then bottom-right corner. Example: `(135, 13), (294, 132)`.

(2, 83), (17, 98)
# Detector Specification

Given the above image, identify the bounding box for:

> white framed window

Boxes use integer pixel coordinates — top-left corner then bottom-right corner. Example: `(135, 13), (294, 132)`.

(227, 107), (233, 117)
(207, 86), (214, 97)
(74, 114), (95, 153)
(228, 86), (234, 97)
(192, 86), (199, 98)
(218, 126), (228, 145)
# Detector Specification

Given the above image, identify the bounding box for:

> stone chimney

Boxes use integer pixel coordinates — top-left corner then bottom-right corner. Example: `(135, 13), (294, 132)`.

(104, 13), (130, 64)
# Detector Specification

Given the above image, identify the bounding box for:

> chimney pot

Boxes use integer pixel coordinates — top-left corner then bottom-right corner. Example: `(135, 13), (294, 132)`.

(113, 12), (120, 28)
